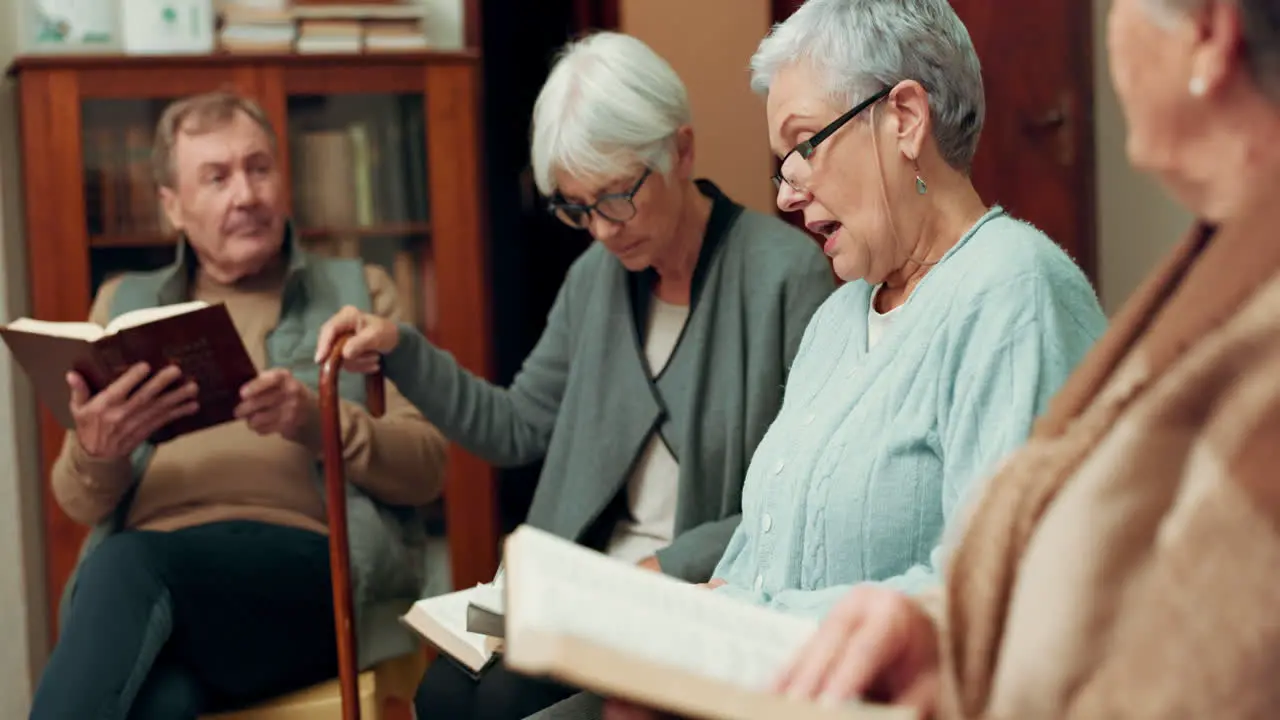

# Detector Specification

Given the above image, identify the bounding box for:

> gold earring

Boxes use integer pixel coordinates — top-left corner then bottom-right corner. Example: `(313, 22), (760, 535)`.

(913, 159), (927, 195)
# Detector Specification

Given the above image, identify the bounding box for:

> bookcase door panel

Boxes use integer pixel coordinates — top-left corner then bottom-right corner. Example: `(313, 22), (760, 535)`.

(82, 99), (176, 247)
(285, 92), (437, 338)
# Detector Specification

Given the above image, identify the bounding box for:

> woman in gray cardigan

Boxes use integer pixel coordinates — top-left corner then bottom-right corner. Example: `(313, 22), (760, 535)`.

(317, 30), (834, 720)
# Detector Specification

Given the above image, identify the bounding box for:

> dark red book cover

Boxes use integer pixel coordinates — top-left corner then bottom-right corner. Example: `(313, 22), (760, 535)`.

(0, 303), (258, 444)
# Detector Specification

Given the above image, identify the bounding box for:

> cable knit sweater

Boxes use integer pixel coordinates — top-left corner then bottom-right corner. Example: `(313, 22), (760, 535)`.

(710, 207), (1107, 617)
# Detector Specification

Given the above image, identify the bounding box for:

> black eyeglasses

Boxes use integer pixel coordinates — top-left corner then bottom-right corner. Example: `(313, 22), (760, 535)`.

(548, 168), (653, 229)
(772, 85), (892, 191)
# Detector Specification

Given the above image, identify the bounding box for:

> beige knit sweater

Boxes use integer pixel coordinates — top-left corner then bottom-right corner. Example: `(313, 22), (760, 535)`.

(936, 197), (1280, 718)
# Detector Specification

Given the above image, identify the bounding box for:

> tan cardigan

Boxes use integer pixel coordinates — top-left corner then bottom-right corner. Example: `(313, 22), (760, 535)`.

(936, 196), (1280, 719)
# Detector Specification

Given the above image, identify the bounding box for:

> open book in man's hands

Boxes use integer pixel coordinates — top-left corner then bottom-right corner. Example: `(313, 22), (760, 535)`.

(500, 525), (919, 720)
(0, 301), (258, 444)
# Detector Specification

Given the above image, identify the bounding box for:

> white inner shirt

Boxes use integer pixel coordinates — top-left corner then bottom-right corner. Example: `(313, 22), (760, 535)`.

(605, 296), (690, 563)
(868, 283), (904, 351)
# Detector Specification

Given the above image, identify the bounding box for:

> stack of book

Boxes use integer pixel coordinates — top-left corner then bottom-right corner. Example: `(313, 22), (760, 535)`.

(214, 1), (429, 54)
(217, 0), (296, 53)
(293, 1), (428, 53)
(295, 17), (363, 53)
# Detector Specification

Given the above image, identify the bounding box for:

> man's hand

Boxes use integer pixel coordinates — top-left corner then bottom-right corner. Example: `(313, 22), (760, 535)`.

(69, 363), (199, 460)
(235, 368), (319, 446)
(774, 585), (939, 712)
(637, 556), (662, 572)
(315, 305), (400, 374)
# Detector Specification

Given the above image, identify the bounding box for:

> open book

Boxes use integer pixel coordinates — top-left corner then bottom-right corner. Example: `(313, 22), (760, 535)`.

(402, 572), (506, 676)
(0, 301), (258, 444)
(501, 526), (918, 720)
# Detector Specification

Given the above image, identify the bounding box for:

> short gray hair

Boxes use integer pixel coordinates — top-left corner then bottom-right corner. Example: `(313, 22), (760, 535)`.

(530, 32), (691, 196)
(153, 90), (276, 189)
(750, 0), (985, 172)
(1144, 0), (1280, 104)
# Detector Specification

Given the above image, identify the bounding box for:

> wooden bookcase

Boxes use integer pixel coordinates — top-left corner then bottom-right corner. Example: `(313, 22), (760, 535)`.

(6, 52), (501, 634)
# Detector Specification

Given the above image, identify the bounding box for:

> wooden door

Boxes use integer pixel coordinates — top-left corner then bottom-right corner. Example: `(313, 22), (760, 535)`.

(772, 0), (1097, 280)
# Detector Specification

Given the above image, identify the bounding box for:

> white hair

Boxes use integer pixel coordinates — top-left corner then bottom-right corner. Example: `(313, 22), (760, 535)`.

(530, 32), (691, 196)
(750, 0), (985, 171)
(1144, 0), (1280, 104)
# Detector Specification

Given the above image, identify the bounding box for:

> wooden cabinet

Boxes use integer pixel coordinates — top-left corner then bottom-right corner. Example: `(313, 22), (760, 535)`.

(7, 52), (500, 635)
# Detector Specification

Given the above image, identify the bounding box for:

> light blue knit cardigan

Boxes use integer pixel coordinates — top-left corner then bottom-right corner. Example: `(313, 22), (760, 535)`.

(711, 207), (1108, 617)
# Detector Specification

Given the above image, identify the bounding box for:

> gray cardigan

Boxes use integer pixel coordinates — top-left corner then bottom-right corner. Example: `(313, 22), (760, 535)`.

(383, 182), (834, 581)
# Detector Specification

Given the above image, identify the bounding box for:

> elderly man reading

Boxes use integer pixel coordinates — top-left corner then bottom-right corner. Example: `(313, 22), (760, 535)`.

(27, 91), (448, 720)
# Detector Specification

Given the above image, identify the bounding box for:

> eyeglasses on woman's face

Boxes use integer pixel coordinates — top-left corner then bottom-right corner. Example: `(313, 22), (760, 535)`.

(772, 85), (893, 193)
(548, 168), (653, 230)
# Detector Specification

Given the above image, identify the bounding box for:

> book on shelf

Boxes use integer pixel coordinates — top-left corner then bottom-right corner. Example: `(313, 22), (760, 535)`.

(500, 526), (918, 720)
(216, 0), (290, 11)
(217, 0), (297, 53)
(0, 302), (258, 445)
(296, 19), (362, 53)
(290, 112), (433, 331)
(402, 570), (506, 676)
(293, 3), (426, 22)
(365, 18), (428, 52)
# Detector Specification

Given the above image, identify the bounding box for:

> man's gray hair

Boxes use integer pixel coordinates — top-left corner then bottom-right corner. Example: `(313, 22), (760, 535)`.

(1144, 0), (1280, 104)
(153, 90), (277, 189)
(750, 0), (985, 172)
(530, 31), (691, 196)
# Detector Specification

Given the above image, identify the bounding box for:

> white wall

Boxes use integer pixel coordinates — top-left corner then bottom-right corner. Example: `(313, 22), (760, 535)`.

(620, 0), (775, 214)
(0, 10), (47, 718)
(1091, 0), (1193, 312)
(421, 0), (465, 50)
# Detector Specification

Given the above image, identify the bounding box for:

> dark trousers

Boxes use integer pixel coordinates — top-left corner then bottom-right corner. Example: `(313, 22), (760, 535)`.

(414, 654), (577, 720)
(29, 520), (339, 720)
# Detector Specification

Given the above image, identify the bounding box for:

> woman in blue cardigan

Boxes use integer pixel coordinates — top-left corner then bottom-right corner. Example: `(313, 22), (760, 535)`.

(698, 0), (1108, 617)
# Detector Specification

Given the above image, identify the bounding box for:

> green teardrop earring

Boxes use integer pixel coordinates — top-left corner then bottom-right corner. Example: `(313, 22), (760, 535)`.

(913, 159), (927, 195)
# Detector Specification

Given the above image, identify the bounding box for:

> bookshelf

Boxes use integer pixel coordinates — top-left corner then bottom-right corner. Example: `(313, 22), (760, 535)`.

(7, 51), (500, 634)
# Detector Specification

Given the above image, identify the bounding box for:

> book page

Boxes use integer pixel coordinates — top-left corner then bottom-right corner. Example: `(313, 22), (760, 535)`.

(105, 300), (210, 334)
(5, 318), (103, 342)
(471, 575), (505, 615)
(404, 586), (495, 671)
(505, 526), (818, 692)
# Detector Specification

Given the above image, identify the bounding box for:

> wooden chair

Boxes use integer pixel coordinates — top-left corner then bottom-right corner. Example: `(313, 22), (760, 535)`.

(204, 335), (426, 720)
